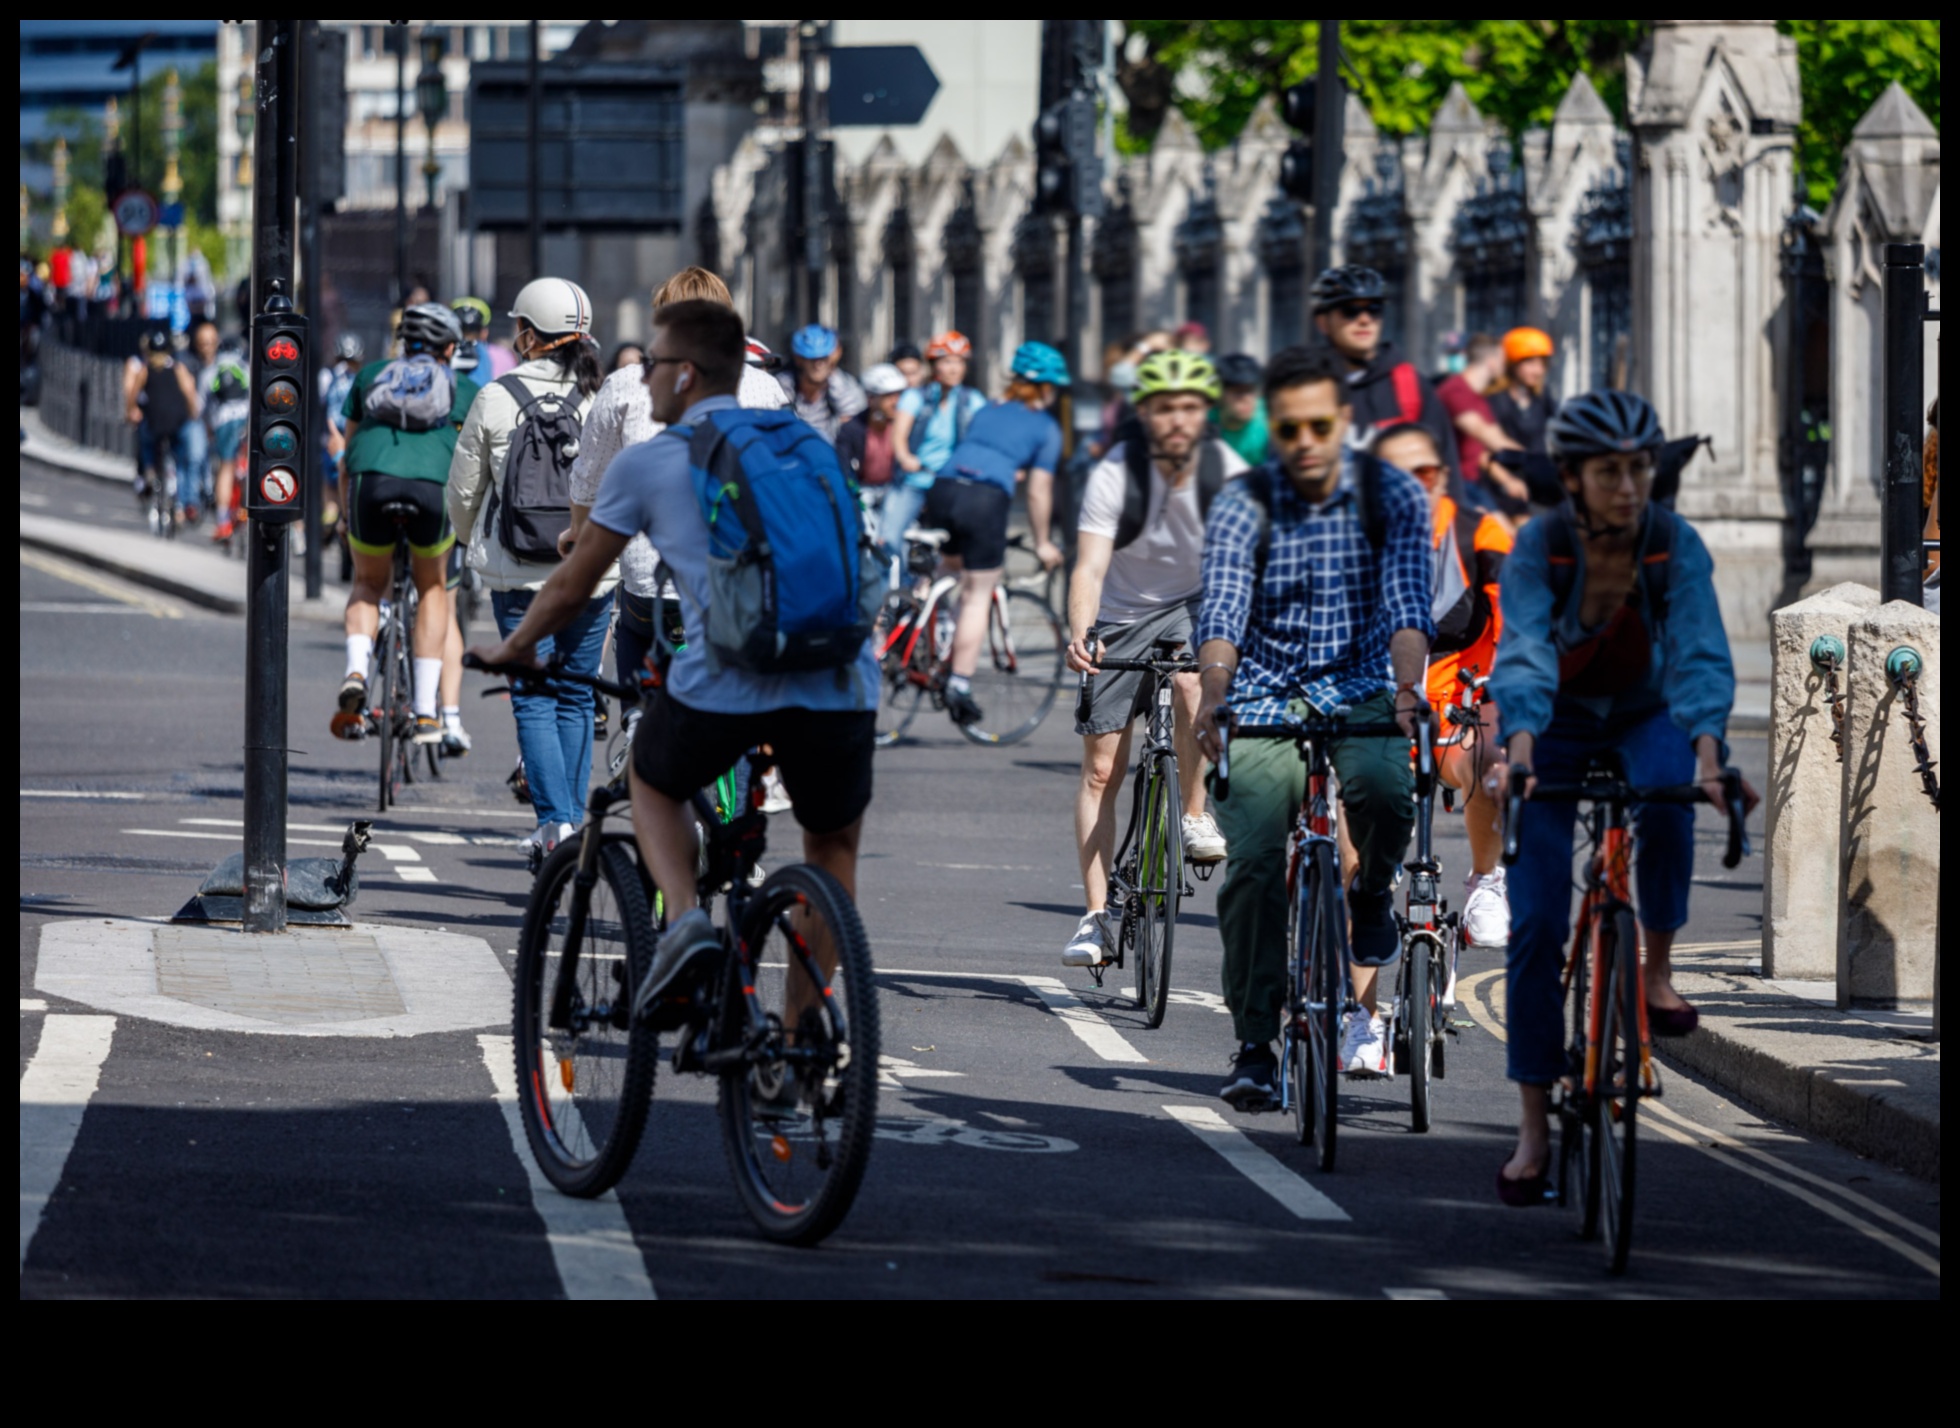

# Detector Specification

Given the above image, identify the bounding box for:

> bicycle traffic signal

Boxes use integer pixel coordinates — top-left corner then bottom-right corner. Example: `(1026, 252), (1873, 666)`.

(1280, 79), (1317, 203)
(1034, 95), (1103, 219)
(246, 300), (309, 524)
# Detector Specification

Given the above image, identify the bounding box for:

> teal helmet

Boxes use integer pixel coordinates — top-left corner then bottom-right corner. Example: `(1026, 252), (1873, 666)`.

(1008, 341), (1070, 386)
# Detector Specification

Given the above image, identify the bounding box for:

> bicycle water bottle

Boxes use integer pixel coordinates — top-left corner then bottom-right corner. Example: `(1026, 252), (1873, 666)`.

(934, 606), (956, 661)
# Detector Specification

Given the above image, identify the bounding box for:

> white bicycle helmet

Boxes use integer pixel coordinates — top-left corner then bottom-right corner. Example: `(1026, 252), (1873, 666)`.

(507, 277), (593, 338)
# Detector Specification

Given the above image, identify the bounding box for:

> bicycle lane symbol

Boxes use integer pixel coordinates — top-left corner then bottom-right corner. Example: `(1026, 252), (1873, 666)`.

(777, 1115), (1079, 1154)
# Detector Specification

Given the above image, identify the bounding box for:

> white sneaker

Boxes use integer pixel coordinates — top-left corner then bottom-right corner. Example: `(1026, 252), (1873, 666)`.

(1061, 912), (1113, 968)
(760, 769), (793, 815)
(545, 821), (577, 854)
(1182, 813), (1228, 864)
(1462, 868), (1510, 949)
(1341, 1009), (1388, 1076)
(439, 715), (473, 756)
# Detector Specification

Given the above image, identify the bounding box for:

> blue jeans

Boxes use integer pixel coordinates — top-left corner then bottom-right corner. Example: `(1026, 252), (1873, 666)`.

(1505, 706), (1696, 1086)
(878, 480), (931, 563)
(139, 423), (206, 502)
(493, 588), (614, 831)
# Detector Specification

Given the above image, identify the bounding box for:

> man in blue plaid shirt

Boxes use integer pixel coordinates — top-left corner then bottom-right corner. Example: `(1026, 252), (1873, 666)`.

(1193, 345), (1435, 1107)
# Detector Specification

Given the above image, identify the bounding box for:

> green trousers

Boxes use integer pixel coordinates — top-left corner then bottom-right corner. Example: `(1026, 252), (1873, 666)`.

(1210, 692), (1415, 1045)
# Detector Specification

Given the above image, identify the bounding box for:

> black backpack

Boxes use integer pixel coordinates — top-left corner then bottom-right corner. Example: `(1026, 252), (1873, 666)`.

(1109, 437), (1234, 550)
(489, 375), (583, 564)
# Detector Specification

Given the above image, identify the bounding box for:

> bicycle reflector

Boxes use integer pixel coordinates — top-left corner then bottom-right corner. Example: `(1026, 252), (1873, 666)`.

(246, 307), (309, 524)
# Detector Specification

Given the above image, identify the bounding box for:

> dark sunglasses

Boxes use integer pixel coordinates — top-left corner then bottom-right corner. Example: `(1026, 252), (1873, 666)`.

(1406, 462), (1446, 482)
(1335, 301), (1385, 321)
(641, 354), (687, 372)
(1274, 417), (1341, 443)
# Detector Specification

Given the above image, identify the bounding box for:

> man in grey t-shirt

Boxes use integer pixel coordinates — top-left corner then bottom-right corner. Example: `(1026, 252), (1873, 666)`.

(1057, 350), (1242, 970)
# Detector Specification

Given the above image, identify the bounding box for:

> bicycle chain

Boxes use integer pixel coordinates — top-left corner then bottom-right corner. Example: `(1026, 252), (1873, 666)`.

(1895, 667), (1941, 813)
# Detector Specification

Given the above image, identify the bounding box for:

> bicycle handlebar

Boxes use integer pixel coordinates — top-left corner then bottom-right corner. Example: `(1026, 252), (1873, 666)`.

(1211, 707), (1420, 803)
(1501, 767), (1750, 870)
(464, 651), (641, 705)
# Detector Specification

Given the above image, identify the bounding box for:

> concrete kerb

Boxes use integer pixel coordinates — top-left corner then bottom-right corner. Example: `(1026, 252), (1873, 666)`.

(1762, 582), (1880, 979)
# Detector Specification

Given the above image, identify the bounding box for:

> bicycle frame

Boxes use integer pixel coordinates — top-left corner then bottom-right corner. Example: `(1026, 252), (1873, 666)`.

(1565, 809), (1656, 1100)
(1097, 651), (1197, 967)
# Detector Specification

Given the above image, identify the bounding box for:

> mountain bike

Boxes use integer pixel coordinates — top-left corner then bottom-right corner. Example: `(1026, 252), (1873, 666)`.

(1214, 699), (1412, 1172)
(872, 529), (1066, 747)
(1073, 637), (1205, 1027)
(469, 654), (881, 1247)
(1502, 758), (1748, 1273)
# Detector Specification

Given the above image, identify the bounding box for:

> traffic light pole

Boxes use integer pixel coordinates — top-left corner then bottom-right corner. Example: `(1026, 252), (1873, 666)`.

(1310, 21), (1344, 267)
(243, 17), (301, 933)
(299, 20), (324, 602)
(800, 20), (827, 326)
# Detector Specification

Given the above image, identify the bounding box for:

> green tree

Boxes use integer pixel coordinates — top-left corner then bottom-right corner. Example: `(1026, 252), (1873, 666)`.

(1116, 21), (1938, 204)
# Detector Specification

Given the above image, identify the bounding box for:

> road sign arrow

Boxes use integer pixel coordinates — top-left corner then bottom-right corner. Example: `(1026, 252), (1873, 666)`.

(828, 45), (941, 128)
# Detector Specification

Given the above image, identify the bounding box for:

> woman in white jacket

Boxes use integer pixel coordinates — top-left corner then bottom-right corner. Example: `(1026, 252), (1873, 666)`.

(447, 277), (612, 859)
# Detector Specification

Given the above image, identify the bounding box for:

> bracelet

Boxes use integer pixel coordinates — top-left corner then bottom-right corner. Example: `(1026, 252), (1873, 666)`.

(1199, 662), (1235, 680)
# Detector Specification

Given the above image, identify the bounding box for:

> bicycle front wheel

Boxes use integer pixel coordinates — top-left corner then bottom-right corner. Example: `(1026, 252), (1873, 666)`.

(961, 587), (1065, 747)
(872, 590), (925, 748)
(1598, 906), (1641, 1274)
(718, 862), (880, 1245)
(512, 836), (660, 1197)
(1134, 756), (1181, 1028)
(1406, 936), (1433, 1133)
(1305, 843), (1344, 1172)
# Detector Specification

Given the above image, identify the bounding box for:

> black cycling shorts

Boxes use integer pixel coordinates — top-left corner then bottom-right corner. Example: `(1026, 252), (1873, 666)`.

(347, 472), (454, 558)
(631, 690), (876, 836)
(921, 477), (1012, 572)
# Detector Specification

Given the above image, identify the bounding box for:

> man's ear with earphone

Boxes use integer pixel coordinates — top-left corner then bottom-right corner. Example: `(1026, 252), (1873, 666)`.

(674, 368), (691, 395)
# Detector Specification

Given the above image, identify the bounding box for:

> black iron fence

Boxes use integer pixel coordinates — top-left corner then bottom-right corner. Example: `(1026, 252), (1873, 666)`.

(39, 337), (140, 463)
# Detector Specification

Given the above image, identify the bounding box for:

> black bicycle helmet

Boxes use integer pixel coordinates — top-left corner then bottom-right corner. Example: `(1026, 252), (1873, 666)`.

(399, 301), (463, 353)
(1216, 352), (1264, 389)
(1310, 265), (1388, 313)
(143, 328), (172, 353)
(1547, 390), (1665, 463)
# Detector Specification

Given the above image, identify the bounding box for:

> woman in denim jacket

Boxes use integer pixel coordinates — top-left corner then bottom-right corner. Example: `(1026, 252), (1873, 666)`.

(1484, 390), (1757, 1207)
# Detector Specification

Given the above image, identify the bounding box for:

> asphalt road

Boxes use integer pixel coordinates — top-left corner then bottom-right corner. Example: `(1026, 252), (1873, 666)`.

(17, 463), (1942, 1299)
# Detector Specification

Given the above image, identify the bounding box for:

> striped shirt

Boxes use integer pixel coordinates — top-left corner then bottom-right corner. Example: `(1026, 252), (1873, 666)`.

(1197, 451), (1436, 728)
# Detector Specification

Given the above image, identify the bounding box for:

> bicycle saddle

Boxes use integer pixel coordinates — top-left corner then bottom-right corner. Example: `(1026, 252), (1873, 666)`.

(1149, 637), (1190, 658)
(904, 527), (952, 548)
(380, 499), (423, 521)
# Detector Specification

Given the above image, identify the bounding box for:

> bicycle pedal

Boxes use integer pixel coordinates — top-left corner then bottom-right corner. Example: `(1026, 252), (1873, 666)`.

(329, 711), (367, 741)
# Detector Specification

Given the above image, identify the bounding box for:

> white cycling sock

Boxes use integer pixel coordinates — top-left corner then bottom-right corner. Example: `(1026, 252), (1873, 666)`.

(413, 658), (442, 718)
(345, 634), (373, 679)
(441, 704), (462, 726)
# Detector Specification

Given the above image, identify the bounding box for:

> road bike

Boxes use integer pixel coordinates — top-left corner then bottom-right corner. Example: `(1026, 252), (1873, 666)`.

(1502, 758), (1748, 1273)
(1073, 637), (1209, 1027)
(335, 502), (443, 811)
(468, 654), (881, 1247)
(872, 529), (1066, 747)
(1214, 698), (1412, 1171)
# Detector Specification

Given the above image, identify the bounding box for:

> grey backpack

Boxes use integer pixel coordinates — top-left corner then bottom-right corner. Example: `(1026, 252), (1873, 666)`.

(361, 353), (455, 432)
(488, 375), (582, 564)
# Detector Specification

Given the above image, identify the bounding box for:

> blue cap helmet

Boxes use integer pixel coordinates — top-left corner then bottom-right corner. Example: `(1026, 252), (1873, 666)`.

(1009, 341), (1070, 387)
(791, 324), (839, 360)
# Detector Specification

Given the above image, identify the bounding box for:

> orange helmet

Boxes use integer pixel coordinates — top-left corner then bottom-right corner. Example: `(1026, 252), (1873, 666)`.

(925, 330), (972, 360)
(1503, 327), (1554, 364)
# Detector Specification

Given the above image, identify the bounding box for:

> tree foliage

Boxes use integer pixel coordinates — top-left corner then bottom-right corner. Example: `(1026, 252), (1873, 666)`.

(1116, 21), (1940, 204)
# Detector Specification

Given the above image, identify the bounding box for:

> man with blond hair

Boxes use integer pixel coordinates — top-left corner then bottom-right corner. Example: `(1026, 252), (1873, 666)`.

(565, 267), (787, 705)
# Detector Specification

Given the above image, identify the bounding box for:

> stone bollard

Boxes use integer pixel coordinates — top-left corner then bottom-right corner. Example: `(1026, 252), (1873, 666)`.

(1763, 583), (1880, 979)
(1837, 600), (1941, 1008)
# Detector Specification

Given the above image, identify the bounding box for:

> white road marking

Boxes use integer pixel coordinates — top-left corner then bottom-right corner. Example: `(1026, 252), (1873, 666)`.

(128, 826), (427, 871)
(20, 999), (48, 1013)
(125, 828), (350, 848)
(1383, 1287), (1449, 1299)
(19, 1015), (117, 1270)
(20, 602), (166, 615)
(20, 489), (49, 506)
(179, 818), (504, 848)
(375, 844), (422, 862)
(476, 1034), (657, 1301)
(20, 790), (146, 800)
(1163, 1104), (1351, 1222)
(19, 547), (182, 617)
(1019, 977), (1149, 1063)
(878, 1055), (967, 1089)
(395, 866), (439, 883)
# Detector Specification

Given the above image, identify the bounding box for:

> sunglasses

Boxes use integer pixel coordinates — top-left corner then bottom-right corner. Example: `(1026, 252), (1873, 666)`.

(641, 354), (686, 372)
(1407, 463), (1446, 482)
(1334, 301), (1385, 321)
(1274, 417), (1341, 443)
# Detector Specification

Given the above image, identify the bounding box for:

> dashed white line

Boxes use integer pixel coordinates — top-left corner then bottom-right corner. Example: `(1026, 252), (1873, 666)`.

(395, 867), (439, 883)
(475, 1034), (656, 1301)
(21, 789), (146, 800)
(1383, 1287), (1449, 1299)
(1019, 977), (1149, 1063)
(376, 843), (422, 862)
(19, 1015), (117, 1270)
(20, 999), (49, 1014)
(1163, 1104), (1351, 1222)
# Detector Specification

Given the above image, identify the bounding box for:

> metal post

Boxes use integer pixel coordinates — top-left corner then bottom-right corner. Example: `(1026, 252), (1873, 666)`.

(1881, 242), (1926, 607)
(527, 20), (542, 276)
(800, 20), (826, 325)
(395, 29), (408, 304)
(299, 21), (324, 601)
(1309, 22), (1345, 269)
(245, 18), (300, 933)
(1063, 213), (1085, 407)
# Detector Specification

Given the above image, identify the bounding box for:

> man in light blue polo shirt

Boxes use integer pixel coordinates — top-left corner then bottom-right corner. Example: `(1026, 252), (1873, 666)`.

(474, 299), (878, 1015)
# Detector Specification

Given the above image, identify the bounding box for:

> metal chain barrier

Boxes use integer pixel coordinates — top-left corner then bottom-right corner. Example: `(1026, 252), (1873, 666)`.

(1887, 648), (1940, 812)
(1809, 636), (1847, 764)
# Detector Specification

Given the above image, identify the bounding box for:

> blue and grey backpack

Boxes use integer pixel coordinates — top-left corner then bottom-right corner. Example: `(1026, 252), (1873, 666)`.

(675, 408), (884, 675)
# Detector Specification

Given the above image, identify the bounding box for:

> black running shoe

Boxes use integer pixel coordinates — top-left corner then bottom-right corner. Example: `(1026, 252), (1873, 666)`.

(1348, 885), (1398, 967)
(1219, 1042), (1278, 1111)
(943, 684), (983, 727)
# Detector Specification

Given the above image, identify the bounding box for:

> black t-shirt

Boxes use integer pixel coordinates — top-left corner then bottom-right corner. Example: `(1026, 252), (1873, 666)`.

(1492, 386), (1557, 456)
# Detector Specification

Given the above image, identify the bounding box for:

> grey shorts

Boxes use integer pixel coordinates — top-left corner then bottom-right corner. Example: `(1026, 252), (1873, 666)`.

(1076, 596), (1202, 737)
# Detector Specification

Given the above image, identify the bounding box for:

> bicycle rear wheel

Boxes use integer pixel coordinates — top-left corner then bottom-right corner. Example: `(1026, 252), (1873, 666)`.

(961, 587), (1065, 747)
(512, 836), (660, 1197)
(872, 591), (925, 747)
(376, 610), (402, 812)
(1406, 937), (1434, 1133)
(718, 863), (880, 1245)
(1598, 906), (1641, 1274)
(1134, 756), (1181, 1028)
(1305, 843), (1343, 1172)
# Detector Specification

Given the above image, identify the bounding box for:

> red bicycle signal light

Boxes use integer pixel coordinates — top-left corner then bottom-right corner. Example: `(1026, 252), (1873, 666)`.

(262, 378), (301, 414)
(264, 335), (300, 367)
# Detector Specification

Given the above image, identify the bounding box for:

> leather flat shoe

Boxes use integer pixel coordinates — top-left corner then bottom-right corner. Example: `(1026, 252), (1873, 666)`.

(1646, 1001), (1700, 1038)
(1495, 1162), (1554, 1208)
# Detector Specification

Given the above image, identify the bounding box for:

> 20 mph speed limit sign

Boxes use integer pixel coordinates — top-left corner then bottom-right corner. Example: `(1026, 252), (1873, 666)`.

(112, 189), (160, 237)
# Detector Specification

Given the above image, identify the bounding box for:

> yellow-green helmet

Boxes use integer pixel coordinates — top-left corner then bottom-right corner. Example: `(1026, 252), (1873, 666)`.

(1134, 349), (1222, 402)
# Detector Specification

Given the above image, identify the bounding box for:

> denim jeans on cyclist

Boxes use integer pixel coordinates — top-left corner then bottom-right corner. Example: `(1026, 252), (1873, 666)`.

(878, 480), (931, 564)
(1505, 706), (1696, 1087)
(492, 587), (614, 831)
(138, 422), (205, 502)
(1208, 691), (1416, 1046)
